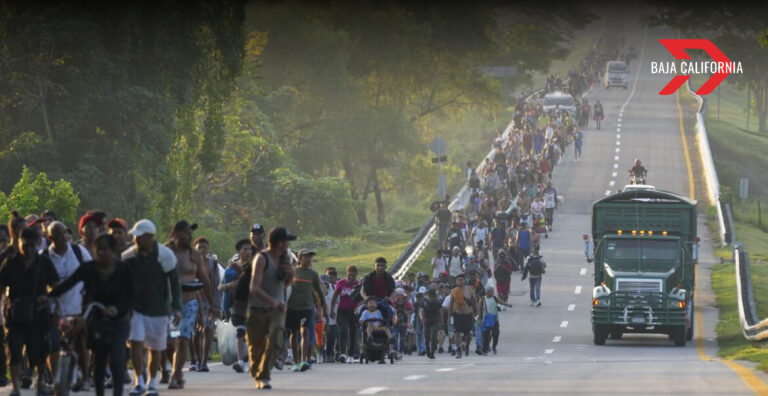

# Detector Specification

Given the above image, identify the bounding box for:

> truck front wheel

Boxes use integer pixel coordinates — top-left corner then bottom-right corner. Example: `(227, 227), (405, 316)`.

(672, 326), (687, 347)
(610, 329), (623, 340)
(594, 325), (609, 345)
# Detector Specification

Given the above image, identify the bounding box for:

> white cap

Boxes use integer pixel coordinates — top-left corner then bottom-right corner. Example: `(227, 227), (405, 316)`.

(129, 219), (156, 237)
(418, 286), (428, 294)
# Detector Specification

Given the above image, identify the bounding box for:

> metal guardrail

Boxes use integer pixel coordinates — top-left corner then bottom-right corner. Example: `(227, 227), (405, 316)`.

(733, 244), (768, 340)
(684, 80), (728, 246)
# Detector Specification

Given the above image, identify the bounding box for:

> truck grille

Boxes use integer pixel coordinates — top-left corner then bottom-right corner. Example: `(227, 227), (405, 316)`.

(615, 279), (662, 293)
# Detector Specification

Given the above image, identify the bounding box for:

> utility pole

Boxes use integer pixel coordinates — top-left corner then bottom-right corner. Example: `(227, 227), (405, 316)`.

(428, 136), (448, 201)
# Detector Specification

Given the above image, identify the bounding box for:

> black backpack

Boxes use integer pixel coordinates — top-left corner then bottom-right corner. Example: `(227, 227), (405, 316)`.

(527, 255), (545, 276)
(234, 252), (267, 303)
(41, 243), (85, 265)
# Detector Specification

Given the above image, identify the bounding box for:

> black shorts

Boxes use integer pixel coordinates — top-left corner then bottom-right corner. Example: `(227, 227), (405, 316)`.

(6, 323), (47, 366)
(285, 309), (313, 333)
(453, 313), (474, 334)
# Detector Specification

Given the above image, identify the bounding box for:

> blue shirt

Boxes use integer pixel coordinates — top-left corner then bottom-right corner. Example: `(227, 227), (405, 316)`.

(575, 131), (584, 147)
(222, 265), (241, 312)
(360, 309), (384, 328)
(517, 229), (531, 250)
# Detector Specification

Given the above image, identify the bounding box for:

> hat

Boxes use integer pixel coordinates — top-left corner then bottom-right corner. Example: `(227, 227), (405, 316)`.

(417, 272), (425, 278)
(107, 218), (128, 230)
(418, 286), (428, 294)
(394, 288), (407, 297)
(41, 210), (57, 220)
(268, 227), (297, 245)
(78, 214), (104, 235)
(26, 214), (41, 227)
(128, 219), (156, 237)
(251, 223), (265, 234)
(298, 248), (316, 258)
(173, 220), (198, 233)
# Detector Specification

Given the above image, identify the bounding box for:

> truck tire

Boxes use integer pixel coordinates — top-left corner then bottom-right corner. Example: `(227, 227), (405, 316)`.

(594, 325), (608, 345)
(686, 300), (694, 341)
(610, 329), (623, 340)
(672, 326), (687, 347)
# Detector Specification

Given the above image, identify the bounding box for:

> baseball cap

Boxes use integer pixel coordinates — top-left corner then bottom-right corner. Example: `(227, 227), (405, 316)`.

(41, 210), (57, 220)
(78, 214), (104, 235)
(394, 288), (407, 297)
(251, 223), (265, 234)
(418, 286), (428, 294)
(268, 227), (297, 245)
(128, 219), (157, 237)
(173, 220), (198, 233)
(107, 218), (128, 230)
(298, 248), (316, 258)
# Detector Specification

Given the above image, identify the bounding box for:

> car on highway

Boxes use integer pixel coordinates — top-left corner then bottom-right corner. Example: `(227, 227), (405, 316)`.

(622, 184), (656, 192)
(541, 91), (576, 116)
(603, 60), (629, 89)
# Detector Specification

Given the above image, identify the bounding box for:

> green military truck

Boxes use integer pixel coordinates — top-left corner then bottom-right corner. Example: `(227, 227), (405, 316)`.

(585, 188), (699, 346)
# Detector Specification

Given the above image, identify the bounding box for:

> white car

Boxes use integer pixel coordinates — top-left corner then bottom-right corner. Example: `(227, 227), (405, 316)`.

(622, 184), (656, 192)
(604, 61), (629, 89)
(541, 91), (576, 116)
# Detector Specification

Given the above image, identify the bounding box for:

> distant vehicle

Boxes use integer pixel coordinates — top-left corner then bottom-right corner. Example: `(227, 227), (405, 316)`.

(603, 61), (629, 89)
(586, 189), (698, 347)
(541, 91), (576, 116)
(622, 184), (656, 192)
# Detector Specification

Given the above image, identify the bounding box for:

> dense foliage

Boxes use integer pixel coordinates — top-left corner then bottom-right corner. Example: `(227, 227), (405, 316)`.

(0, 0), (594, 242)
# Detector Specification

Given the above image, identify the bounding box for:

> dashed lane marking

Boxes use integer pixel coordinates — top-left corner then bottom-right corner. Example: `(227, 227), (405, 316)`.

(613, 164), (619, 168)
(560, 321), (569, 328)
(404, 375), (427, 381)
(436, 368), (456, 372)
(575, 286), (582, 294)
(358, 387), (388, 395)
(552, 336), (562, 343)
(580, 268), (587, 275)
(605, 190), (611, 196)
(616, 133), (621, 138)
(568, 304), (576, 311)
(612, 172), (617, 177)
(614, 156), (619, 161)
(545, 349), (554, 354)
(609, 181), (615, 187)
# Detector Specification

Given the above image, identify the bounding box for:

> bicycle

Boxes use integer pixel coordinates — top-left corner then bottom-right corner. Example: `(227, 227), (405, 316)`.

(53, 302), (105, 396)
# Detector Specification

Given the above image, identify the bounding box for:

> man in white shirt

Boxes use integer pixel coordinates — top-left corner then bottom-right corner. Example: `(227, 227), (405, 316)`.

(447, 247), (463, 284)
(46, 221), (92, 390)
(431, 250), (446, 280)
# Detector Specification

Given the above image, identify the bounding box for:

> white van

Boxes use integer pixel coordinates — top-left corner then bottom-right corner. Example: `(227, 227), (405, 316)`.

(603, 61), (629, 89)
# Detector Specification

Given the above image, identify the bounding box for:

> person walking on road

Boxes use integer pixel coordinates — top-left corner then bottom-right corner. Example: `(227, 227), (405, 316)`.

(574, 129), (584, 161)
(543, 183), (558, 232)
(247, 227), (296, 390)
(521, 246), (546, 307)
(285, 249), (326, 372)
(593, 100), (604, 130)
(448, 274), (477, 359)
(360, 257), (396, 302)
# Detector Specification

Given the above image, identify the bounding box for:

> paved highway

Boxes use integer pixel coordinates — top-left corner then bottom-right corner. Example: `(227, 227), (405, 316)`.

(17, 23), (768, 396)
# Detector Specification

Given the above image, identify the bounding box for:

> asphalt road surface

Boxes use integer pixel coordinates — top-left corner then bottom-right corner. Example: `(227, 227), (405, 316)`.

(15, 24), (768, 396)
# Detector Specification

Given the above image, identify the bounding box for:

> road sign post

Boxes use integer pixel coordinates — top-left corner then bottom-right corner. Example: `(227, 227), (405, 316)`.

(428, 136), (448, 201)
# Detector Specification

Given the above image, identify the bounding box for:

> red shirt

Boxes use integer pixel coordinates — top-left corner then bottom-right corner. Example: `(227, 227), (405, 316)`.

(372, 274), (388, 298)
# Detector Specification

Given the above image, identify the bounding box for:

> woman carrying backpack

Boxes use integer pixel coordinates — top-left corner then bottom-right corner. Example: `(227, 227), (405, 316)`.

(521, 246), (546, 307)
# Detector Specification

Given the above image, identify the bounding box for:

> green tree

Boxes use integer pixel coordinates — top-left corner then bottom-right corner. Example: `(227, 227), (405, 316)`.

(0, 166), (80, 225)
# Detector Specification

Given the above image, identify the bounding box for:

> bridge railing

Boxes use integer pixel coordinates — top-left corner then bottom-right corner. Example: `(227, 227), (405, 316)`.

(733, 244), (768, 340)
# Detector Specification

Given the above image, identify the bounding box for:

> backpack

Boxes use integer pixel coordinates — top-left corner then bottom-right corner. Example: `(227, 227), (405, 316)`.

(395, 302), (408, 328)
(527, 255), (545, 276)
(234, 252), (267, 303)
(41, 243), (85, 265)
(494, 264), (511, 283)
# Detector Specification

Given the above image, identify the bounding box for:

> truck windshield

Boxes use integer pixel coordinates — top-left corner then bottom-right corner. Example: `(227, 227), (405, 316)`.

(609, 64), (627, 73)
(605, 239), (677, 261)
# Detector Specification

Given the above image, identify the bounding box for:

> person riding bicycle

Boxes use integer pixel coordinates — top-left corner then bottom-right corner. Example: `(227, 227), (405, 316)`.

(629, 159), (647, 182)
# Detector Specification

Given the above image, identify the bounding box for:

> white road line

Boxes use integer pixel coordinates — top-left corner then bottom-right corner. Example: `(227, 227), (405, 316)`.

(616, 140), (621, 146)
(621, 27), (648, 108)
(609, 181), (615, 187)
(436, 368), (456, 372)
(612, 172), (617, 177)
(615, 148), (620, 153)
(617, 123), (622, 127)
(575, 286), (582, 294)
(617, 128), (621, 132)
(618, 118), (622, 122)
(552, 336), (562, 343)
(580, 268), (587, 275)
(404, 375), (427, 381)
(613, 164), (619, 168)
(545, 349), (554, 354)
(568, 304), (576, 311)
(605, 190), (611, 196)
(560, 321), (569, 328)
(614, 155), (619, 161)
(524, 357), (535, 360)
(359, 387), (388, 395)
(616, 134), (621, 138)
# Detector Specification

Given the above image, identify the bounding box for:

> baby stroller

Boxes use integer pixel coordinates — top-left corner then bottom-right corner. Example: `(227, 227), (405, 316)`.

(359, 300), (395, 365)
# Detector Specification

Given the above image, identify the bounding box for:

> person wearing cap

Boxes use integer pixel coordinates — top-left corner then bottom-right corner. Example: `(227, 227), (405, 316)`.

(107, 218), (130, 252)
(250, 223), (265, 251)
(44, 221), (92, 390)
(247, 227), (296, 390)
(166, 220), (214, 389)
(79, 213), (106, 257)
(285, 248), (326, 372)
(480, 286), (512, 355)
(420, 288), (442, 359)
(122, 219), (182, 396)
(360, 257), (396, 302)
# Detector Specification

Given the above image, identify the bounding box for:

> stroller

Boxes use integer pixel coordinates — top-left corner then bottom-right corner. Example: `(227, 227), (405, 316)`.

(359, 299), (395, 365)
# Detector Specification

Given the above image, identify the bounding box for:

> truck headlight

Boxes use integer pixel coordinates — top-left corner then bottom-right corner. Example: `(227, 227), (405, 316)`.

(593, 298), (610, 307)
(667, 299), (686, 309)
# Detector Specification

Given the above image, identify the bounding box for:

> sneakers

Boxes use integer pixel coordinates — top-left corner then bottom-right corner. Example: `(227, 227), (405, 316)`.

(233, 362), (244, 373)
(456, 351), (462, 359)
(198, 365), (210, 373)
(256, 380), (271, 389)
(274, 357), (284, 370)
(530, 302), (536, 307)
(345, 356), (355, 364)
(188, 361), (197, 372)
(146, 387), (159, 396)
(337, 354), (347, 363)
(535, 301), (542, 307)
(129, 385), (146, 396)
(438, 347), (444, 354)
(159, 370), (170, 384)
(493, 348), (498, 355)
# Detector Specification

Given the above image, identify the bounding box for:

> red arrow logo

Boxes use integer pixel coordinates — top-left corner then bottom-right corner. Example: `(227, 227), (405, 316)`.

(658, 39), (731, 95)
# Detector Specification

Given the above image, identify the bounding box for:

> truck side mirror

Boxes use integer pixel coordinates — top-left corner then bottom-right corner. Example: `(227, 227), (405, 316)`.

(584, 235), (594, 263)
(692, 242), (699, 263)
